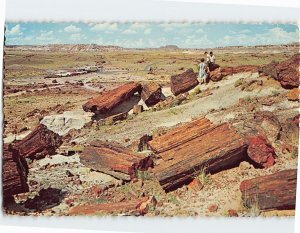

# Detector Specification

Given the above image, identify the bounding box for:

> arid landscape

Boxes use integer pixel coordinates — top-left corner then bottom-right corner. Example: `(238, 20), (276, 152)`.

(2, 42), (299, 217)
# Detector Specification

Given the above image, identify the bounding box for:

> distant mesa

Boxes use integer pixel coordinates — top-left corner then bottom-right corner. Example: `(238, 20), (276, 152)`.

(159, 45), (180, 50)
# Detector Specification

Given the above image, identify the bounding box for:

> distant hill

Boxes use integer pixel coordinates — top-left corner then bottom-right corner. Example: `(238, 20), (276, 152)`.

(4, 44), (124, 52)
(159, 45), (180, 50)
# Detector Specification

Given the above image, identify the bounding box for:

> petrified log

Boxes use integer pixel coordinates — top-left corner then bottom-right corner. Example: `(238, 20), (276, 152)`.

(259, 54), (300, 89)
(105, 112), (128, 124)
(80, 140), (153, 180)
(69, 196), (156, 215)
(3, 144), (29, 198)
(82, 82), (142, 114)
(141, 82), (162, 106)
(13, 124), (63, 160)
(240, 169), (297, 211)
(210, 65), (258, 82)
(149, 118), (248, 191)
(170, 68), (199, 96)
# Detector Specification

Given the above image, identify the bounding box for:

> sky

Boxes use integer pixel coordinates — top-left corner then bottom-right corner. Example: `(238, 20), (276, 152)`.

(5, 22), (299, 48)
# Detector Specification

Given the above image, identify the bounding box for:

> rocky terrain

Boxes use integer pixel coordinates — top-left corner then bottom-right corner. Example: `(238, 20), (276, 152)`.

(2, 45), (299, 217)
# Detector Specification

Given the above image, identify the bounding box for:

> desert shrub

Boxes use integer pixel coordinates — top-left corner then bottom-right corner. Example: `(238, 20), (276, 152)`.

(234, 78), (244, 87)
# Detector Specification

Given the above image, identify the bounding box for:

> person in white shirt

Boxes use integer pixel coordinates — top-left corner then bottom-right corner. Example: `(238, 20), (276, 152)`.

(209, 51), (216, 64)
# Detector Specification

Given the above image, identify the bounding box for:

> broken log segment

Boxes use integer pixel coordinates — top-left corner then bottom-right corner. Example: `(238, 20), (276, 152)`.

(13, 124), (63, 160)
(82, 82), (142, 114)
(3, 144), (29, 198)
(240, 169), (297, 211)
(69, 196), (155, 215)
(149, 118), (248, 192)
(80, 140), (153, 181)
(141, 82), (162, 106)
(170, 68), (199, 96)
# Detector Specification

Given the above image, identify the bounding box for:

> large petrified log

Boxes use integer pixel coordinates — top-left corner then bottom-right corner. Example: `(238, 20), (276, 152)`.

(141, 82), (162, 106)
(240, 169), (297, 211)
(3, 144), (29, 198)
(170, 68), (199, 96)
(210, 65), (258, 82)
(13, 124), (63, 160)
(82, 82), (142, 114)
(69, 196), (156, 215)
(148, 118), (248, 191)
(259, 54), (300, 89)
(80, 140), (153, 180)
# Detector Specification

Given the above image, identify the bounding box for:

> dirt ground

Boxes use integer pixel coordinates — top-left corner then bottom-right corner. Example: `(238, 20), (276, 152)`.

(2, 45), (299, 217)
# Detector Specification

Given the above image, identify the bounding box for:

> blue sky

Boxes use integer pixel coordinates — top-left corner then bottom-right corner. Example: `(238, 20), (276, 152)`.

(5, 22), (299, 48)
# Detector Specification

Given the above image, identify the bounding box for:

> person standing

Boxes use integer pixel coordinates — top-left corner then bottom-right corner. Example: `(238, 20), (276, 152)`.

(198, 58), (208, 84)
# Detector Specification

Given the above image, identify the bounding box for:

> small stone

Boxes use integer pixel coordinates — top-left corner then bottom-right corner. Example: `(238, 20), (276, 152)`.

(208, 204), (218, 212)
(228, 209), (238, 217)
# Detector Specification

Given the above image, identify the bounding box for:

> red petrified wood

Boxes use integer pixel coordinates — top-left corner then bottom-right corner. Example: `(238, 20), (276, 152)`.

(170, 68), (199, 96)
(3, 144), (29, 198)
(246, 135), (276, 168)
(210, 65), (258, 82)
(240, 169), (297, 211)
(80, 140), (153, 181)
(259, 54), (300, 89)
(13, 124), (63, 160)
(148, 118), (248, 191)
(82, 82), (142, 114)
(141, 82), (162, 106)
(69, 196), (155, 216)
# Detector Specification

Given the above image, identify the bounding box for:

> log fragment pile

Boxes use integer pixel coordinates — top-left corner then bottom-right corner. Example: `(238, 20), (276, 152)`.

(148, 118), (248, 191)
(240, 169), (297, 211)
(80, 140), (153, 181)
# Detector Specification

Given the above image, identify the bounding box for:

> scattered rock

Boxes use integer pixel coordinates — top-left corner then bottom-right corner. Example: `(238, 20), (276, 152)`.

(286, 88), (299, 101)
(133, 105), (144, 114)
(228, 209), (238, 217)
(187, 179), (203, 192)
(247, 135), (276, 168)
(208, 204), (218, 212)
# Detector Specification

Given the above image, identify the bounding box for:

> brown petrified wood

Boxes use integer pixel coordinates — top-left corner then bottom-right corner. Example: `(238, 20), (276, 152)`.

(82, 82), (142, 114)
(105, 112), (128, 124)
(13, 124), (63, 160)
(148, 118), (248, 191)
(80, 140), (153, 181)
(170, 68), (199, 96)
(259, 54), (300, 89)
(3, 144), (29, 198)
(240, 169), (297, 211)
(69, 196), (156, 215)
(210, 65), (258, 82)
(141, 82), (162, 106)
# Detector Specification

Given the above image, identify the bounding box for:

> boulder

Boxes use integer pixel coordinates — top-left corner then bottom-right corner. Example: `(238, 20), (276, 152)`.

(133, 105), (143, 114)
(247, 135), (276, 168)
(41, 111), (93, 136)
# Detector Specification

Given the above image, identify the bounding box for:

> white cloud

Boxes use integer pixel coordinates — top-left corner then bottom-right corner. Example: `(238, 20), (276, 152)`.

(90, 23), (118, 31)
(122, 29), (137, 34)
(160, 23), (190, 32)
(196, 28), (204, 33)
(144, 28), (152, 35)
(64, 25), (81, 33)
(220, 27), (299, 46)
(6, 24), (22, 35)
(36, 31), (54, 41)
